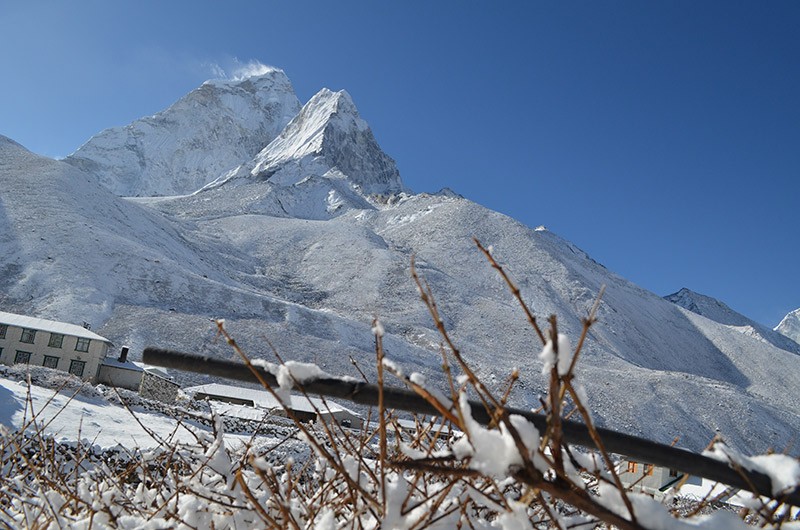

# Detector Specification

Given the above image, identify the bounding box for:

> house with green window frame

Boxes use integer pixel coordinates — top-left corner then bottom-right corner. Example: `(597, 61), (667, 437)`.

(0, 310), (112, 382)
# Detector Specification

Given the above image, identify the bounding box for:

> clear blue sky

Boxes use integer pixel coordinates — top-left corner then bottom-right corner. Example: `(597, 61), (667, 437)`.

(1, 1), (798, 327)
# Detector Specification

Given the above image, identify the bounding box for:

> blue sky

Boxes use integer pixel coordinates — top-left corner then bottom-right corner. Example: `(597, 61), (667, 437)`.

(1, 1), (798, 327)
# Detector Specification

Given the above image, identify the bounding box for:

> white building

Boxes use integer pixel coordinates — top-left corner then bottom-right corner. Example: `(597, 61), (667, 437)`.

(185, 382), (363, 429)
(0, 311), (112, 382)
(617, 459), (687, 499)
(617, 458), (756, 507)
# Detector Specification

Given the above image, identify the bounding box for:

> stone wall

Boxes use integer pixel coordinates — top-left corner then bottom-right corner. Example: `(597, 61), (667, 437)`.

(139, 370), (180, 403)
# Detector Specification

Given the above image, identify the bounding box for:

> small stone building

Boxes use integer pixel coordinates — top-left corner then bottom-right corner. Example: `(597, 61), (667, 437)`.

(97, 346), (179, 403)
(97, 347), (144, 390)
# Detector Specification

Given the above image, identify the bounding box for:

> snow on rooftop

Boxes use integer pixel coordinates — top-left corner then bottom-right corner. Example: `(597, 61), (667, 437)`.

(0, 310), (111, 343)
(98, 359), (172, 380)
(134, 362), (171, 379)
(184, 382), (359, 416)
(101, 357), (143, 371)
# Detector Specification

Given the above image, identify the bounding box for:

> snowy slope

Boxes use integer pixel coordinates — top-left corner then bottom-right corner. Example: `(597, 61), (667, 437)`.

(0, 135), (214, 325)
(776, 309), (800, 343)
(3, 72), (800, 456)
(666, 288), (800, 354)
(65, 68), (300, 196)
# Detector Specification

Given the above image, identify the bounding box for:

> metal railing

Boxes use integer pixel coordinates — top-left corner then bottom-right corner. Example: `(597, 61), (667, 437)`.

(143, 347), (800, 507)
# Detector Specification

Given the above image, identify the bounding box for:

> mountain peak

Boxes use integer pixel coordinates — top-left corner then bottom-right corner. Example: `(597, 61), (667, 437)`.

(232, 86), (404, 196)
(666, 287), (768, 328)
(776, 308), (800, 344)
(665, 288), (711, 319)
(308, 88), (363, 127)
(199, 67), (293, 100)
(65, 70), (301, 197)
(0, 135), (28, 153)
(202, 64), (287, 86)
(666, 288), (800, 354)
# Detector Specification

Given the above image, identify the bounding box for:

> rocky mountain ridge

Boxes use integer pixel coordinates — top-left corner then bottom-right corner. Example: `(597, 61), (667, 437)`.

(776, 308), (800, 344)
(665, 288), (800, 354)
(65, 68), (301, 197)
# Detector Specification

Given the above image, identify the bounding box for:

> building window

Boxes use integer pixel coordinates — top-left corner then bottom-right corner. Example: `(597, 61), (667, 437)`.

(14, 351), (32, 364)
(643, 464), (654, 476)
(20, 328), (36, 344)
(43, 355), (60, 369)
(626, 461), (637, 473)
(68, 360), (86, 377)
(75, 337), (90, 352)
(48, 333), (64, 348)
(0, 324), (7, 339)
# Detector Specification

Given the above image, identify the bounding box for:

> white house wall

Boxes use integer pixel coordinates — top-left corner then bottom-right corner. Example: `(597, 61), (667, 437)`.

(97, 364), (143, 391)
(0, 321), (110, 382)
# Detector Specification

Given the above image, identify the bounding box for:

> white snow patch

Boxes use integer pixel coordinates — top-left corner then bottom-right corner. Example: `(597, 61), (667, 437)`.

(452, 393), (543, 477)
(382, 358), (403, 377)
(705, 442), (800, 495)
(409, 372), (452, 409)
(538, 334), (572, 375)
(372, 319), (385, 337)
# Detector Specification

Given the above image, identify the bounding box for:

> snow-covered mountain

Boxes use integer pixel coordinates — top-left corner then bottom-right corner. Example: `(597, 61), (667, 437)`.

(2, 70), (800, 456)
(776, 308), (800, 344)
(65, 68), (300, 197)
(665, 288), (800, 354)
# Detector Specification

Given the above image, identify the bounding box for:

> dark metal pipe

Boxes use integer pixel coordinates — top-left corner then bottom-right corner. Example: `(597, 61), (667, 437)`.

(143, 347), (800, 507)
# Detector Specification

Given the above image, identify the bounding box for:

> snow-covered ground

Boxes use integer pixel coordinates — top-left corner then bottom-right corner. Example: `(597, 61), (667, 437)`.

(0, 374), (278, 451)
